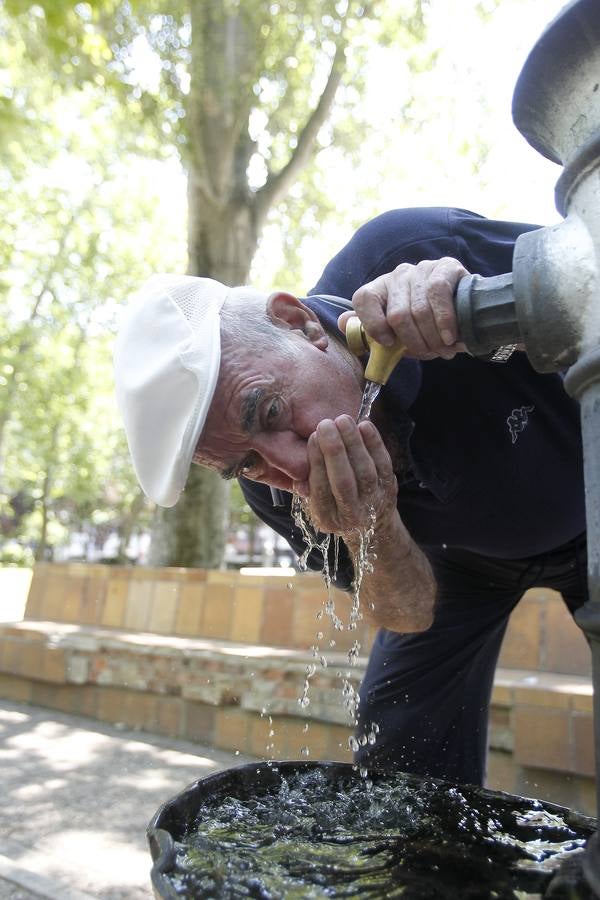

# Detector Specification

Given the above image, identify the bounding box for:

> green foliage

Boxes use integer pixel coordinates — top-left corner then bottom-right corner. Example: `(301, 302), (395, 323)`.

(0, 7), (187, 560)
(0, 544), (34, 567)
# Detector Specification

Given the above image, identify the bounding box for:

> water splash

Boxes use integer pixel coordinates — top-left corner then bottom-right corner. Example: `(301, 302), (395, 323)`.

(290, 479), (378, 747)
(291, 493), (343, 627)
(171, 767), (595, 899)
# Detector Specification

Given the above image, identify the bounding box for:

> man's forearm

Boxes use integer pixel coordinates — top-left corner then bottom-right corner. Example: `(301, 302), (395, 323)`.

(344, 512), (436, 633)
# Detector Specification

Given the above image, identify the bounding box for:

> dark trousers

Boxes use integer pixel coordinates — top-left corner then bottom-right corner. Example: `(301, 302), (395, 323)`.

(354, 533), (589, 785)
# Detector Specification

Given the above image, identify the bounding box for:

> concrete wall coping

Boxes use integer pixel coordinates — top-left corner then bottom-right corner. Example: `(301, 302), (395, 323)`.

(0, 619), (366, 670)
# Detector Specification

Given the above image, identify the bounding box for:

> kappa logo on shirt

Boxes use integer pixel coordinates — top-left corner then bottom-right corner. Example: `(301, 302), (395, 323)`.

(507, 405), (535, 444)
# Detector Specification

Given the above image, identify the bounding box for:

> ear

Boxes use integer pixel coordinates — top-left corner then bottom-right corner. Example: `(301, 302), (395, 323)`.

(266, 292), (329, 350)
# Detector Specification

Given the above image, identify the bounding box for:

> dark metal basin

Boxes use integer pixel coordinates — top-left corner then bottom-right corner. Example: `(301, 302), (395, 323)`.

(147, 760), (596, 899)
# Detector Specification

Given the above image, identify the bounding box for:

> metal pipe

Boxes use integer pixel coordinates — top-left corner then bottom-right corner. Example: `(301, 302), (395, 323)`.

(564, 351), (600, 895)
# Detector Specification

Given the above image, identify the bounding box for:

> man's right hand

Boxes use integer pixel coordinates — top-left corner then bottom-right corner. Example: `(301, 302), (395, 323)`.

(302, 414), (398, 540)
(299, 414), (435, 633)
(338, 257), (469, 361)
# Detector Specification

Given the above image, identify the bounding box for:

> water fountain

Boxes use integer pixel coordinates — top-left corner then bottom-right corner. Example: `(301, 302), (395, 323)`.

(457, 0), (600, 891)
(148, 1), (600, 895)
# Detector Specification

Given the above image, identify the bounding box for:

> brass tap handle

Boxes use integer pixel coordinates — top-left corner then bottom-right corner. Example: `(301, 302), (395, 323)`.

(345, 315), (407, 385)
(345, 315), (370, 356)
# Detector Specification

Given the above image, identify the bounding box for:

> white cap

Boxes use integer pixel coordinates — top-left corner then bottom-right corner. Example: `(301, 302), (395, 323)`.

(113, 274), (229, 507)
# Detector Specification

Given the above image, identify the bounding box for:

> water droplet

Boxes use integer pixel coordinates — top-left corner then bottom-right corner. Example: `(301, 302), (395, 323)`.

(300, 745), (310, 756)
(348, 736), (360, 752)
(303, 723), (309, 733)
(234, 750), (240, 756)
(287, 582), (293, 589)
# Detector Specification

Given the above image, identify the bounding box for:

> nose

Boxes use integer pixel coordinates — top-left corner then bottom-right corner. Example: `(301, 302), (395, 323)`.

(253, 432), (309, 483)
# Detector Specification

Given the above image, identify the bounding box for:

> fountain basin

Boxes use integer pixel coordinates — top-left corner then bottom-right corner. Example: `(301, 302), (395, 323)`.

(147, 760), (596, 899)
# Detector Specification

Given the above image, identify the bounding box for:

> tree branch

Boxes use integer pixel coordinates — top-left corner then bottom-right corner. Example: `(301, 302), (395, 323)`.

(254, 39), (346, 226)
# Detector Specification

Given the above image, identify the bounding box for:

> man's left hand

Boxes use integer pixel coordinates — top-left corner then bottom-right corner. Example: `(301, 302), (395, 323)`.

(339, 257), (468, 360)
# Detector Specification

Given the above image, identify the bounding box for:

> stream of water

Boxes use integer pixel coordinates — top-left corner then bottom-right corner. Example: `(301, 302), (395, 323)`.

(268, 377), (383, 759)
(289, 491), (375, 741)
(357, 380), (382, 423)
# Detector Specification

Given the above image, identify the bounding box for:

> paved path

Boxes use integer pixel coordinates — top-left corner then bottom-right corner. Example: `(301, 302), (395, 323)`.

(0, 700), (256, 898)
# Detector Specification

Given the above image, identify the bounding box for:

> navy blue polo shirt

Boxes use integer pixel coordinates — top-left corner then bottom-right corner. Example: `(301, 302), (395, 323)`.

(240, 208), (585, 589)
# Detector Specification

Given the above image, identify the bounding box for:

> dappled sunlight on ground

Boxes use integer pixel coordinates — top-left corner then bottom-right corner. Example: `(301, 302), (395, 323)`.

(0, 699), (255, 898)
(35, 830), (151, 891)
(7, 720), (116, 769)
(0, 708), (29, 725)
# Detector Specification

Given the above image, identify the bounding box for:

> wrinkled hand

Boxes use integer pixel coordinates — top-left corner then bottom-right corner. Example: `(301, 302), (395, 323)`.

(295, 415), (398, 539)
(339, 257), (469, 360)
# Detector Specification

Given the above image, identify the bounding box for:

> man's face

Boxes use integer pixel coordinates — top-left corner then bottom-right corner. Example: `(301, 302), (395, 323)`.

(194, 300), (364, 495)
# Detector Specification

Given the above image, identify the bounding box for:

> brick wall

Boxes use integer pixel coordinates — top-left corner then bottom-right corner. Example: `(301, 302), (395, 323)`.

(0, 562), (595, 816)
(22, 563), (591, 677)
(23, 562), (378, 657)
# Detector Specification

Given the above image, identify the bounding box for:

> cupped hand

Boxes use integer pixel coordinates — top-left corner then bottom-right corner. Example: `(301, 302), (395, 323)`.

(294, 415), (398, 539)
(338, 257), (469, 360)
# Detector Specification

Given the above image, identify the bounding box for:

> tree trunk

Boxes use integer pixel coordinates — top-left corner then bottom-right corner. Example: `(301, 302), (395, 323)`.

(116, 488), (146, 562)
(187, 186), (258, 286)
(149, 468), (230, 568)
(149, 0), (345, 568)
(148, 1), (259, 568)
(35, 466), (52, 562)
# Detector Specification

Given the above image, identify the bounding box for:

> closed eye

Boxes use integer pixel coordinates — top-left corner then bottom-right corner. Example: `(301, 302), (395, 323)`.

(266, 398), (280, 424)
(221, 452), (260, 480)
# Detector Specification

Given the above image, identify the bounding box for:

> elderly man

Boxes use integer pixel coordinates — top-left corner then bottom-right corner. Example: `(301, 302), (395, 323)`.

(114, 206), (587, 786)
